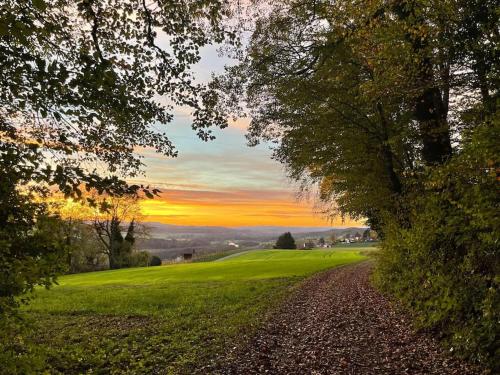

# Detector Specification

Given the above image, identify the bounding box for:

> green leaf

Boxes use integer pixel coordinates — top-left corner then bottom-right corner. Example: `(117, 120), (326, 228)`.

(32, 0), (47, 12)
(0, 22), (8, 36)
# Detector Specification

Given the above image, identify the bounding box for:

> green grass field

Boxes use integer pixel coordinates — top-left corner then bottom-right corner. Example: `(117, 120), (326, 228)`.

(25, 249), (369, 374)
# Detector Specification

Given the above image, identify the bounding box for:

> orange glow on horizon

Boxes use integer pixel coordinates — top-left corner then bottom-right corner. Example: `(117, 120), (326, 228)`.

(140, 189), (363, 227)
(47, 189), (364, 228)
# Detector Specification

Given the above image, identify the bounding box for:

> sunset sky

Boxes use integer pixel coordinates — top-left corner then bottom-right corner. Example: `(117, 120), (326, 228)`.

(131, 45), (362, 228)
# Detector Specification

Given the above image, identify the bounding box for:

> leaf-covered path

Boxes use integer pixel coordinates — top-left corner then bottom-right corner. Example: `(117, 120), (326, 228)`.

(214, 262), (482, 375)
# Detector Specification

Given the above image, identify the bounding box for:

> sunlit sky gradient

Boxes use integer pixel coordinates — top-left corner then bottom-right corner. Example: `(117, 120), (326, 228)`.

(130, 45), (362, 228)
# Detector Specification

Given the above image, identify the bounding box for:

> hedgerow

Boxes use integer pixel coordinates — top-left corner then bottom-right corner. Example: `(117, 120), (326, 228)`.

(375, 119), (500, 371)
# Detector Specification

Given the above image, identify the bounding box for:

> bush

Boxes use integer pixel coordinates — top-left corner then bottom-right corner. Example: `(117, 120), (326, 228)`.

(69, 223), (108, 273)
(126, 251), (150, 267)
(0, 211), (67, 372)
(149, 256), (162, 266)
(374, 120), (500, 371)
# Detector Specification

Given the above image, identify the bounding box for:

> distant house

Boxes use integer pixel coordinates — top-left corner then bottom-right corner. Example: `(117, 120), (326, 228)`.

(302, 240), (315, 249)
(183, 249), (196, 261)
(228, 242), (239, 248)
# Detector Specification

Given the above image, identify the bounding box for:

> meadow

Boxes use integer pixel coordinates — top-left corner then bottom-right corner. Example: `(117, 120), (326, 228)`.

(25, 249), (369, 374)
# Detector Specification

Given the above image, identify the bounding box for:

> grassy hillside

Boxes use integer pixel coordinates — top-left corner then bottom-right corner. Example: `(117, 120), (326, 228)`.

(25, 249), (368, 374)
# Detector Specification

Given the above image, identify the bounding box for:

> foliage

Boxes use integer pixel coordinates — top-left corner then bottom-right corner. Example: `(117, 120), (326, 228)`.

(25, 249), (366, 373)
(223, 0), (498, 231)
(1, 0), (236, 214)
(149, 255), (162, 266)
(0, 145), (68, 372)
(67, 223), (108, 273)
(1, 0), (235, 185)
(375, 118), (500, 370)
(127, 250), (151, 268)
(274, 232), (297, 249)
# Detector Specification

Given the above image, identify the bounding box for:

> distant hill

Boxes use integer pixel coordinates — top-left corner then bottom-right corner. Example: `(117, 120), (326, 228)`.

(143, 222), (368, 241)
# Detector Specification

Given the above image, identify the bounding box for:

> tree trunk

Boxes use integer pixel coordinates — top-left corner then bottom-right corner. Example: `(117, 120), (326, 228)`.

(475, 55), (496, 115)
(415, 85), (452, 164)
(393, 1), (453, 165)
(376, 103), (403, 195)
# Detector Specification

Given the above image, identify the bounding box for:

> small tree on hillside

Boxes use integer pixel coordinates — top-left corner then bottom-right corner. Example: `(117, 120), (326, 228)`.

(92, 195), (143, 269)
(274, 232), (297, 249)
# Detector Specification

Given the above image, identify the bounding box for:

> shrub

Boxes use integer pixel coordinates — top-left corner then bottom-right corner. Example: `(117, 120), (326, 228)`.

(149, 256), (162, 266)
(126, 251), (151, 267)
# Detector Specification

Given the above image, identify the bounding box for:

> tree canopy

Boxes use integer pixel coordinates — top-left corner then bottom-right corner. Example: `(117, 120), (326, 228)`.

(1, 0), (236, 198)
(223, 0), (498, 233)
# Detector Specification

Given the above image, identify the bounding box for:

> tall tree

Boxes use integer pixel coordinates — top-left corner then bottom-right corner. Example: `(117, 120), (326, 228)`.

(223, 0), (499, 367)
(1, 1), (236, 367)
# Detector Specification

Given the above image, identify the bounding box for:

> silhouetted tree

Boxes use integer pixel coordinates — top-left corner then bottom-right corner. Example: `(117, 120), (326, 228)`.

(274, 232), (297, 249)
(124, 220), (136, 246)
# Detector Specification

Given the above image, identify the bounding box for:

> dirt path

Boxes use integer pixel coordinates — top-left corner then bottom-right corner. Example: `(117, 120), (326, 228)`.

(214, 250), (255, 262)
(214, 262), (483, 375)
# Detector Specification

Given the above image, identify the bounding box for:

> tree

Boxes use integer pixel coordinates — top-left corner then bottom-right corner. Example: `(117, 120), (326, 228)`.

(68, 223), (108, 273)
(1, 2), (235, 364)
(224, 0), (499, 368)
(92, 195), (143, 269)
(274, 232), (297, 249)
(318, 237), (325, 246)
(2, 0), (236, 204)
(0, 166), (67, 371)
